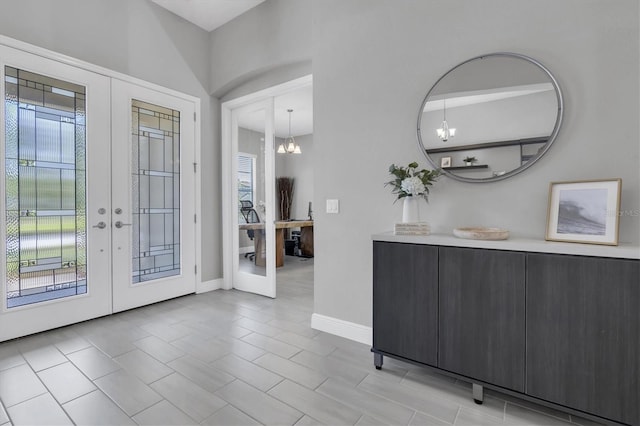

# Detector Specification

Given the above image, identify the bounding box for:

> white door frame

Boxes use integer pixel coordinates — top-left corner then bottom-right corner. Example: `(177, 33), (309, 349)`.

(221, 74), (312, 292)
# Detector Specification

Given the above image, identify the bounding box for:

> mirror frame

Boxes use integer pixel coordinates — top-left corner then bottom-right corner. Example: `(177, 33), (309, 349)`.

(416, 52), (564, 183)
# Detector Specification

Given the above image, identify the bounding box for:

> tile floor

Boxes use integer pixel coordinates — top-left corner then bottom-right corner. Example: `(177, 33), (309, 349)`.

(0, 256), (603, 425)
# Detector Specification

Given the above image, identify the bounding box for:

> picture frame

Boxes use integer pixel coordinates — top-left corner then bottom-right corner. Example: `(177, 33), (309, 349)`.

(546, 178), (622, 245)
(440, 156), (452, 168)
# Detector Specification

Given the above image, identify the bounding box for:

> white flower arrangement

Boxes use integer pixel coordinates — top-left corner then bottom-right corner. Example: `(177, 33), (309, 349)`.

(400, 176), (426, 196)
(385, 162), (440, 202)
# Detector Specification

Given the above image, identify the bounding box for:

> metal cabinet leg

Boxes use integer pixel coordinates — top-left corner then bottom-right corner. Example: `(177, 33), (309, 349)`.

(374, 352), (383, 370)
(472, 383), (484, 404)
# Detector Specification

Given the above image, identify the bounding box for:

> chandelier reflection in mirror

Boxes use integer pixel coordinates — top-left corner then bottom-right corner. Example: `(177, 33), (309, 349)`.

(436, 99), (456, 142)
(277, 109), (301, 154)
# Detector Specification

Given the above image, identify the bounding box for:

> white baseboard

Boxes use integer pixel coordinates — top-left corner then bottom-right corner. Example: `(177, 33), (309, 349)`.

(311, 313), (372, 345)
(196, 278), (224, 294)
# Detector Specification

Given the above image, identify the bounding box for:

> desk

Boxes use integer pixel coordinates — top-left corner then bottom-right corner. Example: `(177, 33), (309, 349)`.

(238, 220), (313, 267)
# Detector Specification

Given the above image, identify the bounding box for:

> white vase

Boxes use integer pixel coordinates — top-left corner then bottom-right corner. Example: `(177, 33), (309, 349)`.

(402, 196), (421, 223)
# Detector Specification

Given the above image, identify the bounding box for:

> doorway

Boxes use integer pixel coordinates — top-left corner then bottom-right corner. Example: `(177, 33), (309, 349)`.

(221, 75), (313, 298)
(0, 44), (198, 341)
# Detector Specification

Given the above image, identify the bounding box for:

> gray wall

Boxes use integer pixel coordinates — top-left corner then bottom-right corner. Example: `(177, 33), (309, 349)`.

(209, 0), (312, 98)
(275, 134), (314, 220)
(0, 0), (222, 283)
(213, 0), (639, 329)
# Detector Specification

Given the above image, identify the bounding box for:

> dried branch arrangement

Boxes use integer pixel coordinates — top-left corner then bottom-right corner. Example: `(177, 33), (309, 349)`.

(277, 177), (295, 221)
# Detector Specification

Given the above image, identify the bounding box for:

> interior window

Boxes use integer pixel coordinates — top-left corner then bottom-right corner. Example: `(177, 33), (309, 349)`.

(237, 153), (256, 220)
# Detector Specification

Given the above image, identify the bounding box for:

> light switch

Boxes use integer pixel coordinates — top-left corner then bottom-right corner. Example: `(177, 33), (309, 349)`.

(326, 199), (340, 214)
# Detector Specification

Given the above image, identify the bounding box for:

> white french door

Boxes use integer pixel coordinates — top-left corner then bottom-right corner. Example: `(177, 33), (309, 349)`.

(0, 46), (197, 341)
(111, 80), (196, 312)
(229, 99), (276, 298)
(0, 45), (112, 341)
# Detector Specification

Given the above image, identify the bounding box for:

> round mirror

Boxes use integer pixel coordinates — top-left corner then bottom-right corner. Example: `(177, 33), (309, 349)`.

(417, 53), (563, 182)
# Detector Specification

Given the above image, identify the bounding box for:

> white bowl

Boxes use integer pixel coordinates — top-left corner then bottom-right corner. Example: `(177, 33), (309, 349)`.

(453, 227), (510, 240)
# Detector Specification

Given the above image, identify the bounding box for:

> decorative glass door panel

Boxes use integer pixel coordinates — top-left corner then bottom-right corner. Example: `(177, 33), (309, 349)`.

(131, 100), (181, 284)
(111, 80), (195, 312)
(5, 67), (87, 308)
(1, 45), (111, 342)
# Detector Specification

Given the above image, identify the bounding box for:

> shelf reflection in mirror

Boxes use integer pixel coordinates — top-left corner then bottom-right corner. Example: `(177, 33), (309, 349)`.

(417, 53), (563, 182)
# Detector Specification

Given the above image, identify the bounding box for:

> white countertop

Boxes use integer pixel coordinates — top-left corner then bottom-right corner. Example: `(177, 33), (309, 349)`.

(372, 232), (640, 260)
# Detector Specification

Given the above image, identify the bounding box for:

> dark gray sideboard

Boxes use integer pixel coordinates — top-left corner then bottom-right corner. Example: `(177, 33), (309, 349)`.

(372, 239), (639, 426)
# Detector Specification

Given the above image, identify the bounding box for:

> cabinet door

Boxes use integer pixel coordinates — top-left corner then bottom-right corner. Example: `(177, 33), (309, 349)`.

(439, 247), (525, 391)
(373, 242), (438, 366)
(527, 254), (640, 425)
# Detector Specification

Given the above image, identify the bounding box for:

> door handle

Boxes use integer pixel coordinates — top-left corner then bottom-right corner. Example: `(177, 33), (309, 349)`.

(92, 222), (107, 229)
(115, 221), (132, 229)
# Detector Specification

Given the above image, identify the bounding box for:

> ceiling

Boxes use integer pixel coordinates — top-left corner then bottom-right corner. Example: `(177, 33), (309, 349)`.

(151, 0), (265, 32)
(237, 85), (314, 138)
(423, 83), (554, 112)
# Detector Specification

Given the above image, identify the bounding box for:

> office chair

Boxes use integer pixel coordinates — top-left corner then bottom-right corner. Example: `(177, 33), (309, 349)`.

(240, 201), (261, 262)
